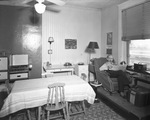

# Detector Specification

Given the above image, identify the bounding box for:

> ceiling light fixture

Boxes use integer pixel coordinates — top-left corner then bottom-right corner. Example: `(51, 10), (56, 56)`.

(34, 0), (46, 14)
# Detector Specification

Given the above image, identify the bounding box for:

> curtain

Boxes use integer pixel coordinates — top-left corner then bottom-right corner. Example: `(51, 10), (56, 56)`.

(122, 1), (150, 41)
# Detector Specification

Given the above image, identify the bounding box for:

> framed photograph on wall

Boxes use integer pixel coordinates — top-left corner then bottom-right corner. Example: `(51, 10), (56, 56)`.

(106, 48), (112, 55)
(48, 49), (52, 54)
(65, 39), (77, 49)
(107, 32), (113, 45)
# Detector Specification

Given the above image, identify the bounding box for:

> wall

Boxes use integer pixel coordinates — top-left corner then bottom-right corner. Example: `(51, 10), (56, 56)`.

(101, 5), (119, 63)
(0, 5), (42, 79)
(118, 0), (150, 88)
(100, 0), (147, 64)
(118, 0), (147, 63)
(100, 0), (148, 63)
(42, 6), (101, 66)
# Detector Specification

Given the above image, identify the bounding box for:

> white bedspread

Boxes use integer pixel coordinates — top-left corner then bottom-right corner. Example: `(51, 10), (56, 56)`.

(0, 75), (95, 118)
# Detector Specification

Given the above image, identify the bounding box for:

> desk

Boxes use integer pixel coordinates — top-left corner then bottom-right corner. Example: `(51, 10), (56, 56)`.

(126, 70), (150, 86)
(46, 65), (74, 75)
(0, 75), (95, 118)
(133, 75), (150, 85)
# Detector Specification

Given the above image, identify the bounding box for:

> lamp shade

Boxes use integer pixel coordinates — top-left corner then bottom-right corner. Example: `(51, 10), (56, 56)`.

(34, 3), (46, 14)
(87, 42), (99, 49)
(48, 37), (54, 43)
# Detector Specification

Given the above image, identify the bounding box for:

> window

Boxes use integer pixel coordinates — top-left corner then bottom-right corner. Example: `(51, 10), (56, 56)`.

(128, 39), (150, 70)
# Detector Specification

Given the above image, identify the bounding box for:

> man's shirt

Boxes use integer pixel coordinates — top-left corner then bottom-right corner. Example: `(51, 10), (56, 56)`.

(99, 62), (124, 71)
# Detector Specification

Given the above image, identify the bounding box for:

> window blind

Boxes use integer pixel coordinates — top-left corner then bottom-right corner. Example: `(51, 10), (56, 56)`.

(122, 1), (150, 41)
(144, 2), (150, 39)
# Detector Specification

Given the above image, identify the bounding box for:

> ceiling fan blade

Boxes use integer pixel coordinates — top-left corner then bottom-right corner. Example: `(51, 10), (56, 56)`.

(10, 0), (32, 4)
(8, 0), (33, 6)
(46, 5), (61, 13)
(46, 0), (66, 6)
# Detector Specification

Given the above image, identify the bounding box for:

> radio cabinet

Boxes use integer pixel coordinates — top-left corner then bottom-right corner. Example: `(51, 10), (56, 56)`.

(0, 72), (8, 80)
(9, 65), (29, 81)
(0, 57), (8, 82)
(10, 73), (28, 80)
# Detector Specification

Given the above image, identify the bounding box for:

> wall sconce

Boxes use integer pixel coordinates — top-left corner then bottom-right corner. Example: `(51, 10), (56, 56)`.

(34, 0), (46, 14)
(48, 37), (54, 65)
(48, 37), (54, 44)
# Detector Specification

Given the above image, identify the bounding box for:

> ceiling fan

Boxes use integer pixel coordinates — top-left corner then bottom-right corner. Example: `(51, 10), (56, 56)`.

(1, 0), (66, 14)
(22, 0), (66, 14)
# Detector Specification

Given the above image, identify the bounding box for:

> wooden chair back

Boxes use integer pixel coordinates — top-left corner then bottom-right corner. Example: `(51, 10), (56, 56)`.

(5, 79), (12, 94)
(47, 83), (65, 110)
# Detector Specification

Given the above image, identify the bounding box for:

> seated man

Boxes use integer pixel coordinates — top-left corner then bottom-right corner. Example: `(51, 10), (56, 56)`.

(100, 55), (130, 97)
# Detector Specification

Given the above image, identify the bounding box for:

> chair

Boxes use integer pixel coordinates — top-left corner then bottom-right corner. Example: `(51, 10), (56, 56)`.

(0, 83), (8, 111)
(5, 79), (13, 94)
(45, 83), (69, 120)
(42, 63), (53, 78)
(92, 57), (118, 94)
(68, 100), (86, 116)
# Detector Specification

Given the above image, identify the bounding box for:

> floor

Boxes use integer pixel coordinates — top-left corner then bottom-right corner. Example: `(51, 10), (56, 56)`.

(3, 101), (126, 120)
(97, 87), (150, 120)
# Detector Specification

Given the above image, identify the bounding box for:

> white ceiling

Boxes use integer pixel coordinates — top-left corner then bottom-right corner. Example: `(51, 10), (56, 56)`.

(65, 0), (128, 9)
(0, 0), (129, 9)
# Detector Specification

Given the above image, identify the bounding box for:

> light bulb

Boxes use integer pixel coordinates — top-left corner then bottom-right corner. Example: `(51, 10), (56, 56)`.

(34, 2), (46, 14)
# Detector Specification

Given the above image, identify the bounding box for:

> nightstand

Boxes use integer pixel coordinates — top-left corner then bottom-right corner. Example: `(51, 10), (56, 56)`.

(74, 64), (89, 82)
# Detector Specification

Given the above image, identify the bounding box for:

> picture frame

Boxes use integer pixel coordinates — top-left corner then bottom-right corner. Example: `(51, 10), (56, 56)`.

(106, 48), (112, 55)
(48, 49), (52, 54)
(107, 32), (113, 45)
(65, 39), (77, 49)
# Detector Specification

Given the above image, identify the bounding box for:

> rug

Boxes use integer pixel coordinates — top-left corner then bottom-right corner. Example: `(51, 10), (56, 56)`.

(8, 101), (125, 120)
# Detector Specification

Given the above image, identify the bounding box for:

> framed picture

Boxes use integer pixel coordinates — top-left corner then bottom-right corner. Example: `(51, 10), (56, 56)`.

(106, 48), (112, 55)
(107, 32), (112, 45)
(65, 39), (77, 49)
(48, 49), (52, 54)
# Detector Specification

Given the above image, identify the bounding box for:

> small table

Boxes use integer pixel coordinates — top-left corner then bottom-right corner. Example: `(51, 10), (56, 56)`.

(89, 81), (102, 102)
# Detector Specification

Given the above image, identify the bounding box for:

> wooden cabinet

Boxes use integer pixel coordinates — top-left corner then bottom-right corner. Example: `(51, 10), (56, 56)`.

(74, 64), (89, 82)
(0, 56), (8, 82)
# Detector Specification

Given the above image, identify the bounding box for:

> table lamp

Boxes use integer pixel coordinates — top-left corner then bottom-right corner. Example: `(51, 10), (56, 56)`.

(87, 42), (99, 63)
(87, 42), (99, 84)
